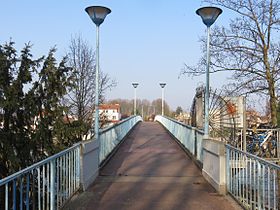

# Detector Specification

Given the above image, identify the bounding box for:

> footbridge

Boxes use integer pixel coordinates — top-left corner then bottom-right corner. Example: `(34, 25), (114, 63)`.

(1, 116), (279, 210)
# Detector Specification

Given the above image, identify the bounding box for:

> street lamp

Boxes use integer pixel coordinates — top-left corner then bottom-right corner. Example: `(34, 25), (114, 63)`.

(132, 83), (139, 115)
(85, 6), (111, 140)
(196, 7), (222, 137)
(159, 83), (166, 116)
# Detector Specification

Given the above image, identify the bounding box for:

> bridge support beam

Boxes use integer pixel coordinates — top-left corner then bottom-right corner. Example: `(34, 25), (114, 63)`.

(202, 138), (226, 195)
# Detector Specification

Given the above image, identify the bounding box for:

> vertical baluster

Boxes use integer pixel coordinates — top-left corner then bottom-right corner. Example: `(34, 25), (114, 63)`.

(47, 163), (50, 210)
(268, 167), (270, 209)
(238, 152), (241, 200)
(5, 183), (8, 210)
(32, 170), (36, 210)
(56, 158), (59, 210)
(257, 161), (261, 209)
(73, 150), (76, 191)
(26, 174), (30, 210)
(262, 165), (265, 209)
(71, 151), (74, 194)
(65, 153), (68, 199)
(50, 160), (55, 210)
(253, 159), (256, 209)
(68, 152), (72, 198)
(241, 154), (246, 204)
(38, 167), (41, 210)
(276, 129), (280, 158)
(245, 155), (248, 207)
(235, 151), (238, 197)
(77, 147), (80, 190)
(249, 158), (252, 208)
(230, 150), (233, 193)
(60, 157), (62, 205)
(43, 164), (45, 210)
(63, 154), (66, 204)
(226, 147), (230, 194)
(13, 179), (16, 210)
(68, 152), (71, 198)
(273, 169), (276, 210)
(20, 176), (23, 210)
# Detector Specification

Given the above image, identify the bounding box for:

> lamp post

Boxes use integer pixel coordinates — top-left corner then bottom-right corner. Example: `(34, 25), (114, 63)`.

(132, 83), (139, 115)
(159, 83), (166, 116)
(85, 6), (111, 140)
(196, 7), (222, 137)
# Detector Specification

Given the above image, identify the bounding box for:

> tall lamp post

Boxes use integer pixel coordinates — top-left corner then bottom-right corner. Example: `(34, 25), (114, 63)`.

(159, 83), (166, 116)
(132, 83), (139, 115)
(85, 6), (111, 140)
(196, 7), (222, 137)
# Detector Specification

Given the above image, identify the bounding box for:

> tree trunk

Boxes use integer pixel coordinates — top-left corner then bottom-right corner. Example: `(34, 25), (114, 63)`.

(264, 47), (278, 127)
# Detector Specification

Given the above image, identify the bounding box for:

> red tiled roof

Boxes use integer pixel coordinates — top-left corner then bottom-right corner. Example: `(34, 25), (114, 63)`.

(99, 104), (120, 110)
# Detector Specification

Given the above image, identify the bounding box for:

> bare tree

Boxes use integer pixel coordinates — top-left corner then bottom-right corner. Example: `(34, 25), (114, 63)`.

(183, 0), (280, 126)
(66, 35), (116, 131)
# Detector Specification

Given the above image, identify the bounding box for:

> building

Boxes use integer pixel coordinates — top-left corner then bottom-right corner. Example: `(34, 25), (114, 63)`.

(99, 104), (121, 123)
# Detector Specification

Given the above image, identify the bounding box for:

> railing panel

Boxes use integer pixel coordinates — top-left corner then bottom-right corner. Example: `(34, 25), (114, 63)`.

(226, 144), (280, 210)
(155, 115), (204, 163)
(99, 116), (142, 164)
(0, 144), (81, 210)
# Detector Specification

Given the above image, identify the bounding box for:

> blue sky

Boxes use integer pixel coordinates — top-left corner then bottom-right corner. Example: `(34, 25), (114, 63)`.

(0, 1), (232, 111)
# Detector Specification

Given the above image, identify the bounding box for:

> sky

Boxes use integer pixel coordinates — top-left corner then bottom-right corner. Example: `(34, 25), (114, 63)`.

(0, 1), (234, 111)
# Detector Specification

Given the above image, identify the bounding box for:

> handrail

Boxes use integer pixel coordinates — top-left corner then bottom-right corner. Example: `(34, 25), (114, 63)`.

(155, 115), (204, 163)
(226, 144), (280, 209)
(99, 115), (142, 163)
(0, 143), (81, 210)
(226, 144), (280, 169)
(100, 115), (137, 134)
(160, 115), (204, 134)
(0, 115), (142, 210)
(0, 143), (81, 185)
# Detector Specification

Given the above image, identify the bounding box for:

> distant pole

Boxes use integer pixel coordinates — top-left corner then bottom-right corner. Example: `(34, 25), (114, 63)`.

(196, 7), (222, 137)
(132, 83), (139, 115)
(159, 83), (166, 116)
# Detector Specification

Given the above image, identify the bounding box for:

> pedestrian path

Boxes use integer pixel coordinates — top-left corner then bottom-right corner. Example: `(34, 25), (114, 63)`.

(63, 122), (240, 210)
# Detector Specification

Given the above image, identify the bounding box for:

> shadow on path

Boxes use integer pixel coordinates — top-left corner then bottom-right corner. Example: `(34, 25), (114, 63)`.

(63, 122), (240, 210)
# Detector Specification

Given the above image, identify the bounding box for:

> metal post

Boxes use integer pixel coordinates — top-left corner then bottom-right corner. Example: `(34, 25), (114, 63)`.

(94, 25), (100, 140)
(196, 6), (222, 138)
(204, 26), (210, 137)
(50, 160), (55, 210)
(134, 87), (137, 115)
(161, 87), (164, 116)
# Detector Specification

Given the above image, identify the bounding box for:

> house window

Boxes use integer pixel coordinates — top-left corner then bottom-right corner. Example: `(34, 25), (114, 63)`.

(113, 116), (116, 120)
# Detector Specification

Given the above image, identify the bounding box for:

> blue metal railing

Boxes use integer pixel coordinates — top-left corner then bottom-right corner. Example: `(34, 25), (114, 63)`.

(0, 115), (142, 210)
(99, 115), (142, 163)
(226, 144), (280, 209)
(154, 115), (204, 163)
(0, 143), (81, 210)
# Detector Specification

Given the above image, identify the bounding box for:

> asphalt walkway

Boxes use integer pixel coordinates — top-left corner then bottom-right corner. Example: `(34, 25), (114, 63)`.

(64, 122), (240, 210)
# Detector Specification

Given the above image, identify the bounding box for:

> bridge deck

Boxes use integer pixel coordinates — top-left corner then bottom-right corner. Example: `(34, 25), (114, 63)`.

(64, 122), (240, 210)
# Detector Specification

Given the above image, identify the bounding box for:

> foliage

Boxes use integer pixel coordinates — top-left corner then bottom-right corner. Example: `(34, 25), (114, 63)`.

(175, 106), (183, 115)
(0, 41), (78, 178)
(182, 0), (280, 126)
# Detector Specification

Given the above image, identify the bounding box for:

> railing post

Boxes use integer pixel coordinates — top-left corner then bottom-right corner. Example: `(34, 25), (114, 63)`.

(202, 138), (226, 194)
(50, 160), (55, 210)
(194, 130), (197, 158)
